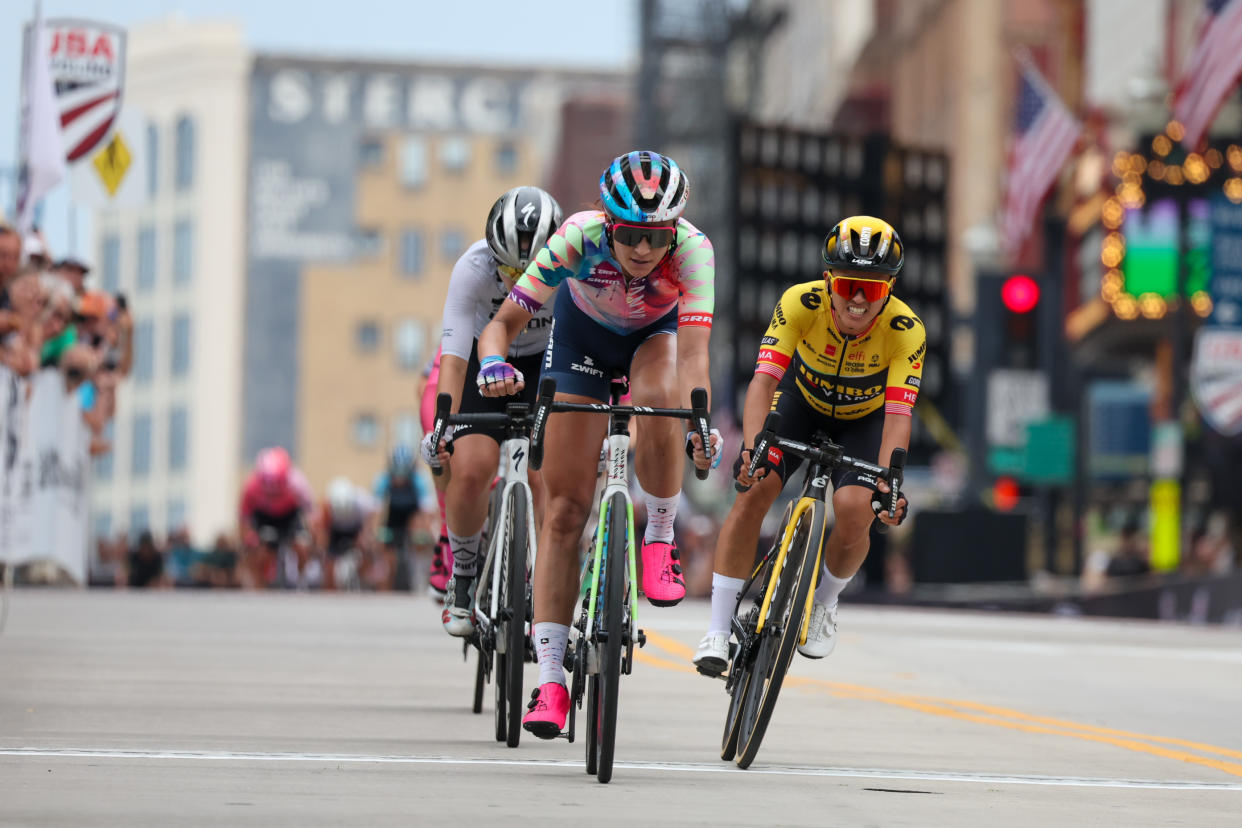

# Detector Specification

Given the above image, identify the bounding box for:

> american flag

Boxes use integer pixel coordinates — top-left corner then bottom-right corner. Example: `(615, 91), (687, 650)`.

(1000, 56), (1082, 258)
(1173, 0), (1242, 148)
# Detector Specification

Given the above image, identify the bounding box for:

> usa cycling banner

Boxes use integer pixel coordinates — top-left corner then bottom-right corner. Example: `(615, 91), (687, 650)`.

(43, 19), (126, 164)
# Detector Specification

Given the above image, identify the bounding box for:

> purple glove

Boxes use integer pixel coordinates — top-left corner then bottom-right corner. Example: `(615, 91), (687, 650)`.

(476, 355), (524, 394)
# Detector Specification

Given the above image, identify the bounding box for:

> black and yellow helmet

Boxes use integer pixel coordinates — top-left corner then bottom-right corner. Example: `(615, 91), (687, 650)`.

(822, 216), (904, 276)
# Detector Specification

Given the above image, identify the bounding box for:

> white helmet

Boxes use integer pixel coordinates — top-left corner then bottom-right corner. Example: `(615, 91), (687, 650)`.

(485, 186), (564, 271)
(327, 477), (357, 517)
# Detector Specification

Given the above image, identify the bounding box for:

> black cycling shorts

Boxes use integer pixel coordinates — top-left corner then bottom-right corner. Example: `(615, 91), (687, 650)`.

(764, 373), (885, 492)
(250, 509), (305, 546)
(539, 285), (678, 402)
(455, 340), (544, 444)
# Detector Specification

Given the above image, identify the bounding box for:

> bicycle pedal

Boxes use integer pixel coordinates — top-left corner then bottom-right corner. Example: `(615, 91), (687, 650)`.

(635, 629), (646, 648)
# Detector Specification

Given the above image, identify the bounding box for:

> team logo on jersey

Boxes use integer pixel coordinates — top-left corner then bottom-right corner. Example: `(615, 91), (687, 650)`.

(824, 343), (837, 356)
(906, 375), (921, 388)
(890, 315), (917, 331)
(801, 289), (823, 311)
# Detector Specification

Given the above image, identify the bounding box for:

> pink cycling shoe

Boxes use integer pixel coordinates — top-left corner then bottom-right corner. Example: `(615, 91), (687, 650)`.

(640, 540), (685, 606)
(522, 682), (570, 739)
(427, 535), (453, 600)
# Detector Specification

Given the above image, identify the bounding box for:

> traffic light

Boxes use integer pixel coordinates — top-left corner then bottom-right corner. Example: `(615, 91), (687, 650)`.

(1000, 273), (1041, 369)
(976, 271), (1044, 371)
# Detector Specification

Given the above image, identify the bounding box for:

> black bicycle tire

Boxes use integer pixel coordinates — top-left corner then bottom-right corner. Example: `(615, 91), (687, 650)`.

(472, 643), (486, 715)
(720, 657), (748, 761)
(585, 674), (599, 775)
(736, 501), (823, 768)
(594, 491), (627, 783)
(503, 486), (529, 748)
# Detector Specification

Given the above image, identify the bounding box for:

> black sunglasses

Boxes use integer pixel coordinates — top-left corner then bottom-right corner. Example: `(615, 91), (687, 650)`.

(609, 222), (677, 248)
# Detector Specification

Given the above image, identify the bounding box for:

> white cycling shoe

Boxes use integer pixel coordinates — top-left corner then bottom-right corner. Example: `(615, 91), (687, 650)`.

(797, 601), (838, 659)
(441, 576), (476, 638)
(693, 632), (730, 676)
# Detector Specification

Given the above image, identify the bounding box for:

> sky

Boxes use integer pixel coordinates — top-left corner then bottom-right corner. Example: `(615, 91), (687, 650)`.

(2, 0), (638, 258)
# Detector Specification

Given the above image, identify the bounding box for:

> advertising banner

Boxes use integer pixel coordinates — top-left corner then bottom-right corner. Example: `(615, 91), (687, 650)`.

(44, 19), (127, 163)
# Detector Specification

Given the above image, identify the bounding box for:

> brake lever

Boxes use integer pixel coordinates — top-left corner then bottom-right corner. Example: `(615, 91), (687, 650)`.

(429, 393), (452, 477)
(690, 387), (711, 481)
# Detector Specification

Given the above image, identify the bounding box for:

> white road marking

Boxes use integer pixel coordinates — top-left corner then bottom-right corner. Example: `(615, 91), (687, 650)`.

(4, 748), (1241, 791)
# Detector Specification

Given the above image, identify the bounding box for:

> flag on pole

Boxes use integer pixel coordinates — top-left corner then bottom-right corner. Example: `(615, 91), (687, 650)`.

(1000, 54), (1082, 258)
(1172, 0), (1242, 149)
(15, 1), (67, 235)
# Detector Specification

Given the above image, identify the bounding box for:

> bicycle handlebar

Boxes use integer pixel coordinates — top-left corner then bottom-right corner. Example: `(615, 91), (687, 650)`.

(428, 394), (538, 477)
(737, 411), (906, 518)
(529, 376), (714, 479)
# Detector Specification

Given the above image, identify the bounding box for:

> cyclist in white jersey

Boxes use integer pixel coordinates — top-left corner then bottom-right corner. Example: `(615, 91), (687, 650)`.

(422, 186), (563, 636)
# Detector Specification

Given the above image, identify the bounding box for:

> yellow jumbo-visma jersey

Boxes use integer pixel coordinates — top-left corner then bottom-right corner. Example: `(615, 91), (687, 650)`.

(755, 280), (926, 420)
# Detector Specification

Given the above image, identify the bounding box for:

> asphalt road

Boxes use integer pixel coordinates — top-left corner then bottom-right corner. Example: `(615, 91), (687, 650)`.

(2, 589), (1241, 827)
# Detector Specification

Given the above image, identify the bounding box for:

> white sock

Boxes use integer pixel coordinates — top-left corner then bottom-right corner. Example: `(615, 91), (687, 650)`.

(708, 573), (745, 637)
(643, 494), (679, 543)
(813, 565), (851, 608)
(448, 529), (482, 578)
(534, 621), (569, 687)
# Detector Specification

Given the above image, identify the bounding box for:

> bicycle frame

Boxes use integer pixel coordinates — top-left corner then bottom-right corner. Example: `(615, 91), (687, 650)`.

(473, 432), (538, 640)
(584, 425), (638, 644)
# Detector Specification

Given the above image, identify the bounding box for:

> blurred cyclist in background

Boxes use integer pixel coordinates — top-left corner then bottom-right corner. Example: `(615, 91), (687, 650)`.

(238, 447), (315, 589)
(422, 185), (563, 639)
(374, 445), (437, 590)
(316, 476), (380, 591)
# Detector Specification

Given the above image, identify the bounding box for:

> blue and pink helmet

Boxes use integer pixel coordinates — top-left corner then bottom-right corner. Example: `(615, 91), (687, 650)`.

(599, 150), (689, 223)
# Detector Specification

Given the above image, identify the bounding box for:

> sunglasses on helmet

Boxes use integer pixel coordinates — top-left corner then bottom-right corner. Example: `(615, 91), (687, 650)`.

(829, 274), (893, 303)
(609, 222), (677, 249)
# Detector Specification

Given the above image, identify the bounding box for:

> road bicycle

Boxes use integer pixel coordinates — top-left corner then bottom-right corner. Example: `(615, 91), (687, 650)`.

(428, 394), (539, 747)
(717, 410), (904, 769)
(529, 374), (713, 783)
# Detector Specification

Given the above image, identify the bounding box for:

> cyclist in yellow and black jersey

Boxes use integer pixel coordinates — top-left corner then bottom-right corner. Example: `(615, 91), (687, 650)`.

(693, 216), (923, 676)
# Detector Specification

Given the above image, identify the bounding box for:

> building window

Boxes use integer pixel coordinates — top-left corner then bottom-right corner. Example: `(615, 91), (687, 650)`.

(167, 499), (187, 532)
(394, 318), (424, 371)
(101, 233), (120, 293)
(137, 225), (156, 292)
(169, 407), (188, 472)
(146, 122), (159, 197)
(496, 140), (518, 175)
(356, 320), (380, 353)
(400, 137), (427, 188)
(352, 413), (380, 448)
(173, 219), (193, 285)
(175, 115), (195, 192)
(129, 504), (150, 539)
(440, 227), (465, 262)
(171, 314), (191, 377)
(400, 229), (424, 277)
(392, 411), (420, 451)
(93, 420), (114, 480)
(131, 412), (152, 478)
(439, 136), (471, 172)
(359, 136), (384, 167)
(134, 319), (155, 384)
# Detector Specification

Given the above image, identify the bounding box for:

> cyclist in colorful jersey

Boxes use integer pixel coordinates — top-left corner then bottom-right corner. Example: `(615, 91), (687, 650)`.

(693, 216), (919, 676)
(238, 447), (315, 588)
(421, 186), (563, 637)
(374, 445), (437, 589)
(475, 151), (722, 738)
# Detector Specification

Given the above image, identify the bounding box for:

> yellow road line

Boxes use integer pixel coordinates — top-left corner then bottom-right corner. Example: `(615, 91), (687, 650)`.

(640, 628), (1242, 779)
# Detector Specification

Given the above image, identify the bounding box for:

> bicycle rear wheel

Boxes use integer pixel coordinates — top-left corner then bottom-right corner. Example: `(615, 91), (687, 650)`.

(735, 501), (824, 769)
(499, 486), (529, 747)
(587, 491), (627, 783)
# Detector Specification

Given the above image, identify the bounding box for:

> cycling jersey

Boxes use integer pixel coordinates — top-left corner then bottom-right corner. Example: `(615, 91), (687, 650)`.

(240, 468), (314, 523)
(507, 210), (715, 335)
(374, 470), (434, 527)
(755, 281), (924, 420)
(441, 240), (553, 360)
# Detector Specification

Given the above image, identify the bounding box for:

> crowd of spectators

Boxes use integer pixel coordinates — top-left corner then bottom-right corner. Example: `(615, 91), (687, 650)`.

(0, 223), (131, 460)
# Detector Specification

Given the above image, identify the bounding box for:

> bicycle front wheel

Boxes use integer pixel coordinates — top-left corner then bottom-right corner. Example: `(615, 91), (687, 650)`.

(500, 485), (529, 748)
(735, 500), (824, 769)
(588, 491), (628, 784)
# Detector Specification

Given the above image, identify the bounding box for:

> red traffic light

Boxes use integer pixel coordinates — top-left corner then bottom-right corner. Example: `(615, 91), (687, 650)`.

(1001, 274), (1040, 314)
